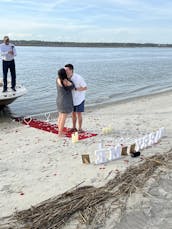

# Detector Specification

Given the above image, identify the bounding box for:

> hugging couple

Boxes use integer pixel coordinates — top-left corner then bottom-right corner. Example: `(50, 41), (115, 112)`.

(56, 64), (87, 137)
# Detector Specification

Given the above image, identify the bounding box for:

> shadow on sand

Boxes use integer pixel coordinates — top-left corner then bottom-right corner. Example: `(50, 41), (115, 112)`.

(0, 106), (13, 122)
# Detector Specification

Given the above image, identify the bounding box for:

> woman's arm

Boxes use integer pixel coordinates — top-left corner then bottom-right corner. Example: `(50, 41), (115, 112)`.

(63, 79), (72, 86)
(63, 79), (75, 90)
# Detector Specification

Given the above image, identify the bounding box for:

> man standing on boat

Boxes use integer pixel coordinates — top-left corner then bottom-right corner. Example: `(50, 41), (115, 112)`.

(0, 36), (17, 92)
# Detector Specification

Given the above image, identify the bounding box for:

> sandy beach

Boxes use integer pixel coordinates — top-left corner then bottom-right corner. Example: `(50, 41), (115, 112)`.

(0, 90), (172, 228)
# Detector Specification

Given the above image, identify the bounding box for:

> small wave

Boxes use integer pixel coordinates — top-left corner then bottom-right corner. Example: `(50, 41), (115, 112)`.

(131, 84), (157, 94)
(109, 92), (126, 99)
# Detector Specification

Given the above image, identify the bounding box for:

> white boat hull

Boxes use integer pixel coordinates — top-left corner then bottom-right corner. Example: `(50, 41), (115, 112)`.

(0, 81), (27, 107)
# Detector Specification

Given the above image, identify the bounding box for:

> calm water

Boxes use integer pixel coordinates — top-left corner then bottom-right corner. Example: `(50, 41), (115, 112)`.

(1, 46), (172, 117)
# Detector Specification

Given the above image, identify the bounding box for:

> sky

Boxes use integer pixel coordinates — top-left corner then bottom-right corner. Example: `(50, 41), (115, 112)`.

(0, 0), (172, 43)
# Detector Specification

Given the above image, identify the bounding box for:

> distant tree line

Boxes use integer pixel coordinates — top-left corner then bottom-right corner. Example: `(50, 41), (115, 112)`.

(11, 40), (172, 48)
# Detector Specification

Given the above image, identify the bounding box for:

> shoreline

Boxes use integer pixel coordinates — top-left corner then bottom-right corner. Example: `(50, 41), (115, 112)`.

(86, 87), (172, 113)
(12, 40), (172, 48)
(0, 89), (172, 227)
(8, 88), (172, 119)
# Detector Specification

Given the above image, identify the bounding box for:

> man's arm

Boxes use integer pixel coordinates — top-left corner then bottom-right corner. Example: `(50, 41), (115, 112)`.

(0, 45), (8, 57)
(76, 76), (87, 91)
(76, 86), (87, 91)
(11, 45), (17, 56)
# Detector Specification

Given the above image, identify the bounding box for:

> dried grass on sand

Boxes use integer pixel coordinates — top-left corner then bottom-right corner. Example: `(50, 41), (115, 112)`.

(1, 149), (172, 229)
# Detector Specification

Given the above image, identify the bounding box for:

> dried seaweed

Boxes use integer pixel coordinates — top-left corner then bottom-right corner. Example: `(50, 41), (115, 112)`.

(1, 149), (172, 229)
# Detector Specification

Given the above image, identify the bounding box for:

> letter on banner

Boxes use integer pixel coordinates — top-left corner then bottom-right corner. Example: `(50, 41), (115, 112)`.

(95, 149), (108, 164)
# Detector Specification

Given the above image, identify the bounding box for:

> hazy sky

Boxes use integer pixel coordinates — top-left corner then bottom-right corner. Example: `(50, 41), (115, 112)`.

(0, 0), (172, 43)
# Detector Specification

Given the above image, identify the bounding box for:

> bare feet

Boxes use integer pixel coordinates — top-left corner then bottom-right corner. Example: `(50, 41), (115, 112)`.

(58, 133), (65, 137)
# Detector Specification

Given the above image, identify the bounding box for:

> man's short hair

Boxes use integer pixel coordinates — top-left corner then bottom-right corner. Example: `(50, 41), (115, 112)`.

(4, 36), (9, 41)
(65, 64), (74, 70)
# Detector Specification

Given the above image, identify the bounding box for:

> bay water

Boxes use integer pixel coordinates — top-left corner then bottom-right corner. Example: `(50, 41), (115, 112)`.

(2, 46), (172, 117)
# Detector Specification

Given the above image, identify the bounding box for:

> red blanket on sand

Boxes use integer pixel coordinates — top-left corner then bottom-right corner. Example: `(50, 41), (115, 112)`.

(16, 118), (97, 140)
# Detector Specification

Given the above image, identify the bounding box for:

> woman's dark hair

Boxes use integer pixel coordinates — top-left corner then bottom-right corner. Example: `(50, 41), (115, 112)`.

(58, 68), (68, 80)
(58, 68), (68, 88)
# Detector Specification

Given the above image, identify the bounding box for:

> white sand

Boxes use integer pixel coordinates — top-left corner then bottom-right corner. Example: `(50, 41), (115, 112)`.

(0, 90), (172, 226)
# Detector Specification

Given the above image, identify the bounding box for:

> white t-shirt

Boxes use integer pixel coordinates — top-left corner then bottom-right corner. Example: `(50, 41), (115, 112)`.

(0, 43), (17, 61)
(71, 73), (87, 106)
